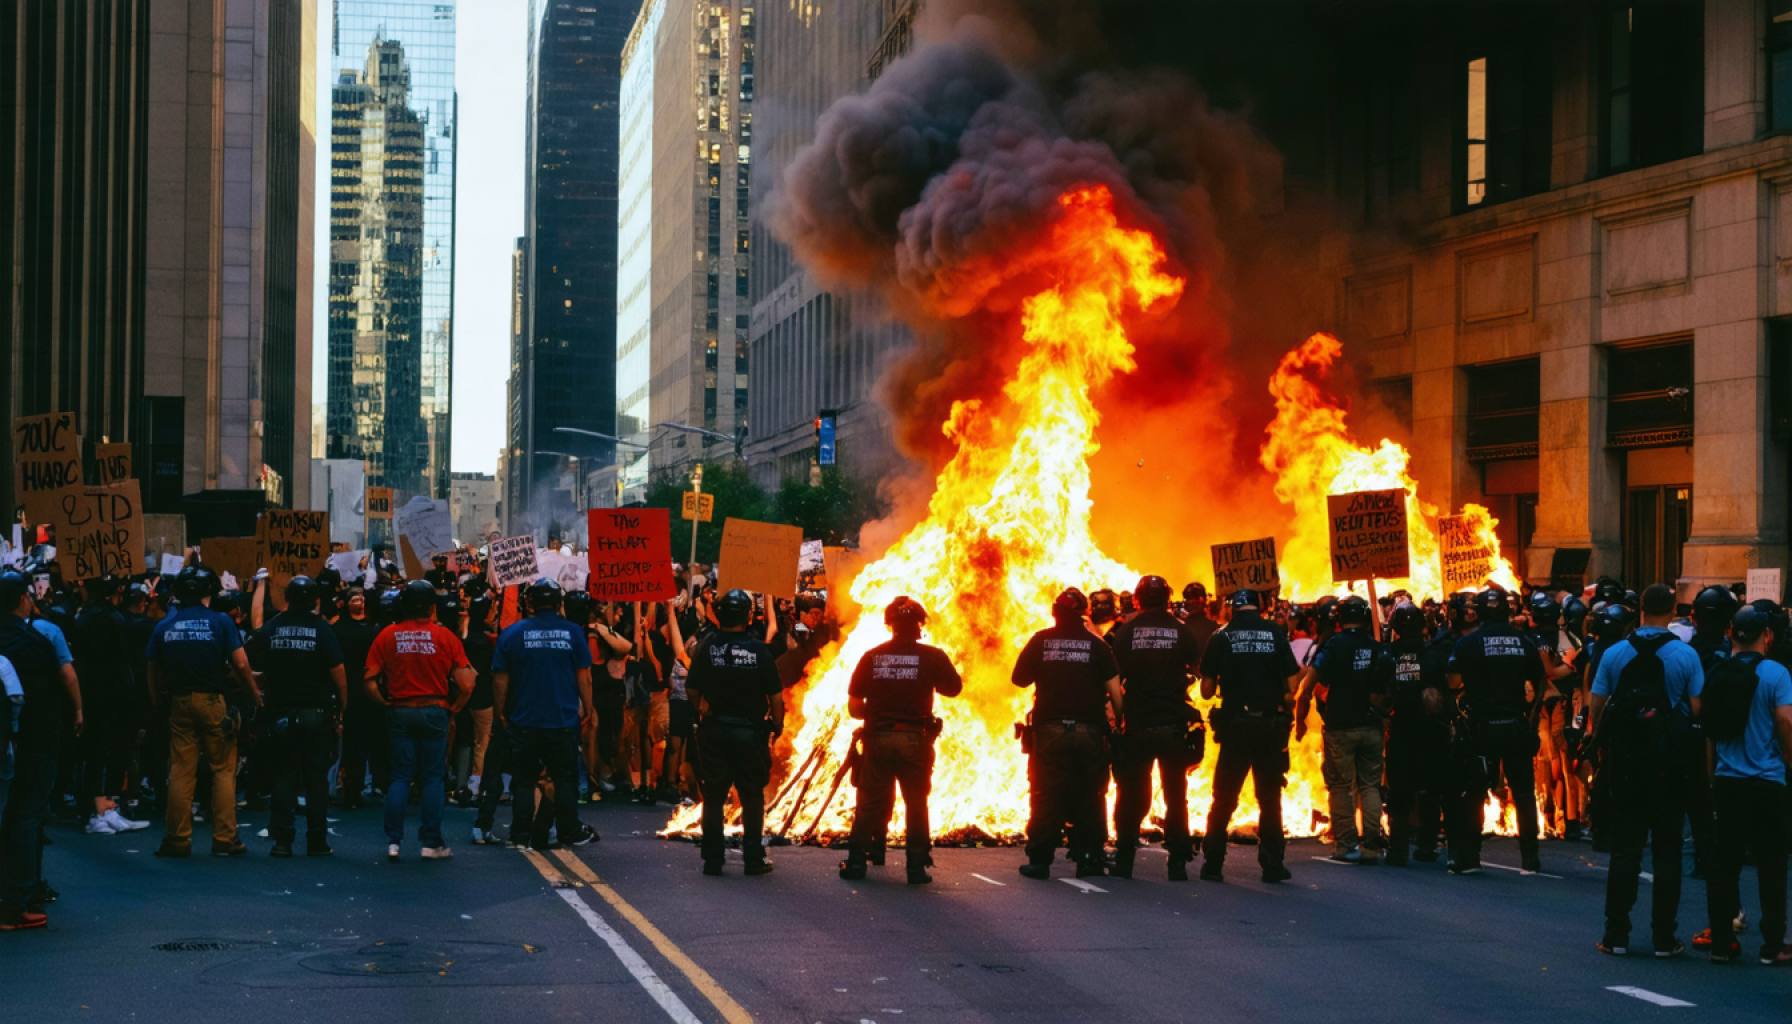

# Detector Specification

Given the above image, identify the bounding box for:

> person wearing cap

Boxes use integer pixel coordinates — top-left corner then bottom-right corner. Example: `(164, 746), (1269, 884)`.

(425, 554), (456, 593)
(493, 579), (597, 850)
(147, 567), (259, 858)
(249, 576), (347, 857)
(0, 568), (75, 930)
(1299, 595), (1387, 864)
(838, 597), (962, 885)
(364, 580), (474, 861)
(1108, 575), (1203, 881)
(685, 588), (783, 877)
(1446, 586), (1547, 878)
(1011, 587), (1123, 881)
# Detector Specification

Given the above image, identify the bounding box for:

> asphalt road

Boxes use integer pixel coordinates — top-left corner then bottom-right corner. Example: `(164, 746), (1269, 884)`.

(8, 799), (1789, 1023)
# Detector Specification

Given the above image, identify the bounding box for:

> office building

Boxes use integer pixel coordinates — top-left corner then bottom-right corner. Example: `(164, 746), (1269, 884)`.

(449, 470), (500, 544)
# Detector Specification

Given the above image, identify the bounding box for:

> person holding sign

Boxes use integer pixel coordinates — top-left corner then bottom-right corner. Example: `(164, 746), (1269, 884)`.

(685, 589), (783, 877)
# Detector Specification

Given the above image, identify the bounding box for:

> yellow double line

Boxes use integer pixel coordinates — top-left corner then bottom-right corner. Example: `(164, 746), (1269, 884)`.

(520, 847), (754, 1024)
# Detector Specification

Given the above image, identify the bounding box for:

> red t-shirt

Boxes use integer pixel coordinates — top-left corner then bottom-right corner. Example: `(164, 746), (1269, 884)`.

(366, 620), (470, 705)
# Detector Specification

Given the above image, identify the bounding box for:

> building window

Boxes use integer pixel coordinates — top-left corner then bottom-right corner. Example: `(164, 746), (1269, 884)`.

(1772, 1), (1792, 132)
(1457, 32), (1552, 213)
(1624, 485), (1691, 586)
(1601, 1), (1703, 173)
(1466, 358), (1540, 460)
(1465, 57), (1489, 207)
(1606, 339), (1694, 448)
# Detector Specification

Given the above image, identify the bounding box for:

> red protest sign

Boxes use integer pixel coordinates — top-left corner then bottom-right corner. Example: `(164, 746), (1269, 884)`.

(586, 507), (675, 602)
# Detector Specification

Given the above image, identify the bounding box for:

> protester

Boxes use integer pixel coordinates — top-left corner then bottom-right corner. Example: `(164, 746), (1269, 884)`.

(250, 576), (347, 857)
(0, 569), (71, 930)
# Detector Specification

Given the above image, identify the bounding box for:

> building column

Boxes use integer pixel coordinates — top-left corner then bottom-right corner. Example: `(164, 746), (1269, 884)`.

(1705, 0), (1768, 150)
(1531, 343), (1624, 581)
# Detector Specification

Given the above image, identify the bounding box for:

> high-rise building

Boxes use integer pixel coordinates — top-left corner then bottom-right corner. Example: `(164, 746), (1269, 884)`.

(512, 0), (641, 532)
(619, 0), (755, 489)
(504, 236), (528, 529)
(330, 0), (456, 500)
(615, 0), (662, 502)
(2, 0), (316, 522)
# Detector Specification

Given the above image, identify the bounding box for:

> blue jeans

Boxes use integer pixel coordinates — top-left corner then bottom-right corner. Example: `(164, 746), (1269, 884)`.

(384, 706), (449, 847)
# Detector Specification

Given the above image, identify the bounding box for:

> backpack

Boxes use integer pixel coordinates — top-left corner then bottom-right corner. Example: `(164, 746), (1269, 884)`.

(1602, 633), (1689, 772)
(1701, 652), (1762, 742)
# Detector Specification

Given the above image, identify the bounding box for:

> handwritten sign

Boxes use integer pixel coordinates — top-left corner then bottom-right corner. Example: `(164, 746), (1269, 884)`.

(488, 534), (541, 589)
(259, 509), (329, 607)
(1439, 514), (1497, 594)
(1327, 489), (1409, 582)
(394, 496), (454, 576)
(1747, 568), (1783, 604)
(365, 486), (393, 520)
(96, 442), (132, 485)
(719, 517), (804, 597)
(327, 549), (368, 582)
(586, 508), (674, 601)
(681, 491), (715, 522)
(201, 536), (260, 583)
(1211, 537), (1280, 594)
(13, 412), (82, 523)
(47, 481), (143, 582)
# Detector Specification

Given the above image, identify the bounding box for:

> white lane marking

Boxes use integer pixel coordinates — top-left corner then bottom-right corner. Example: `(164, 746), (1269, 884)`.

(1308, 856), (1351, 866)
(550, 888), (704, 1024)
(1606, 986), (1695, 1008)
(969, 873), (1007, 887)
(1586, 863), (1652, 882)
(1059, 878), (1108, 894)
(1481, 861), (1564, 880)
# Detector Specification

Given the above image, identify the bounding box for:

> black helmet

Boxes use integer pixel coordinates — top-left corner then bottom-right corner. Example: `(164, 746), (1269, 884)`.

(1053, 587), (1090, 621)
(1135, 575), (1172, 610)
(1474, 586), (1510, 621)
(527, 577), (564, 611)
(884, 596), (928, 632)
(0, 569), (29, 610)
(284, 575), (319, 611)
(1732, 604), (1774, 644)
(1562, 595), (1588, 629)
(716, 588), (753, 628)
(397, 579), (438, 619)
(316, 566), (343, 591)
(173, 565), (219, 603)
(562, 589), (592, 624)
(1088, 588), (1118, 623)
(1593, 601), (1632, 641)
(1527, 590), (1561, 625)
(212, 590), (242, 616)
(1593, 577), (1626, 608)
(83, 575), (121, 599)
(1228, 588), (1259, 612)
(436, 594), (463, 619)
(1693, 584), (1740, 632)
(467, 594), (495, 627)
(1389, 602), (1425, 638)
(1336, 595), (1371, 627)
(1182, 582), (1207, 603)
(377, 588), (401, 616)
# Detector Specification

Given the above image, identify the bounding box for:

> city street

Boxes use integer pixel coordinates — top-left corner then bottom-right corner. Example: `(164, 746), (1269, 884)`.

(8, 802), (1788, 1023)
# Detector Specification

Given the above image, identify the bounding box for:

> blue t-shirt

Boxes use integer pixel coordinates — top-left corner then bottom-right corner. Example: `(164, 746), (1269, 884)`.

(493, 613), (592, 729)
(31, 619), (72, 666)
(146, 604), (244, 695)
(1714, 655), (1792, 784)
(1590, 627), (1704, 714)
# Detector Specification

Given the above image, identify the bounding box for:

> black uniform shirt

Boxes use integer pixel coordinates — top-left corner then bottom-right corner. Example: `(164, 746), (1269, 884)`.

(1198, 613), (1298, 712)
(1448, 622), (1542, 721)
(686, 630), (782, 722)
(1108, 608), (1200, 728)
(71, 602), (132, 692)
(463, 627), (496, 711)
(849, 638), (962, 725)
(249, 610), (345, 710)
(1374, 637), (1429, 719)
(1313, 626), (1383, 729)
(332, 615), (376, 697)
(1012, 622), (1119, 724)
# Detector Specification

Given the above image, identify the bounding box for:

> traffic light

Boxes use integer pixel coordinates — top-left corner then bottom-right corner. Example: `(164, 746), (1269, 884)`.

(816, 409), (838, 466)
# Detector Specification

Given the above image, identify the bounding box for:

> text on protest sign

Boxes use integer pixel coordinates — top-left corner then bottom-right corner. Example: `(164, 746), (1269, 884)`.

(488, 535), (541, 589)
(1747, 568), (1783, 604)
(681, 491), (715, 522)
(1327, 488), (1410, 582)
(719, 517), (804, 597)
(201, 536), (260, 583)
(365, 486), (393, 520)
(586, 508), (675, 601)
(1211, 537), (1280, 594)
(48, 481), (143, 582)
(1439, 514), (1497, 593)
(394, 496), (454, 576)
(96, 442), (132, 485)
(260, 510), (329, 607)
(13, 412), (81, 523)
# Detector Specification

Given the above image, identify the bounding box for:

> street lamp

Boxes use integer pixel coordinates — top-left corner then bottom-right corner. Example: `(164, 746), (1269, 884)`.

(552, 426), (649, 451)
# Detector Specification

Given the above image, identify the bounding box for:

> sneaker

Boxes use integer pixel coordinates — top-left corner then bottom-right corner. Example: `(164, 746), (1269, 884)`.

(838, 860), (867, 881)
(1018, 863), (1051, 881)
(211, 840), (247, 858)
(1761, 946), (1792, 966)
(596, 778), (617, 794)
(1654, 940), (1685, 959)
(907, 867), (933, 885)
(307, 842), (333, 857)
(1520, 857), (1543, 876)
(1200, 863), (1224, 882)
(386, 843), (400, 862)
(1691, 927), (1713, 949)
(1447, 861), (1481, 876)
(85, 815), (118, 835)
(1261, 865), (1293, 884)
(102, 809), (150, 832)
(421, 845), (453, 860)
(0, 910), (48, 932)
(1595, 939), (1628, 957)
(270, 842), (293, 858)
(1710, 940), (1742, 963)
(743, 860), (774, 877)
(566, 825), (599, 847)
(153, 842), (190, 859)
(1330, 847), (1363, 864)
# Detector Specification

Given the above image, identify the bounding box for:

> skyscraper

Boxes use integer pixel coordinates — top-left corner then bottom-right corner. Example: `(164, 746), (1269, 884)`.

(330, 0), (456, 500)
(512, 0), (640, 534)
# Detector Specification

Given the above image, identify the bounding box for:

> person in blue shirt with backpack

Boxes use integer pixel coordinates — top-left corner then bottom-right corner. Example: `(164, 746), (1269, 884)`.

(1699, 603), (1792, 965)
(1589, 583), (1704, 959)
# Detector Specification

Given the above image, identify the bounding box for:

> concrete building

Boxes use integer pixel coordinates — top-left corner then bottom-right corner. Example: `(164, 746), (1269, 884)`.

(2, 0), (316, 526)
(616, 0), (663, 503)
(504, 236), (528, 528)
(310, 457), (367, 548)
(330, 0), (456, 500)
(449, 470), (500, 545)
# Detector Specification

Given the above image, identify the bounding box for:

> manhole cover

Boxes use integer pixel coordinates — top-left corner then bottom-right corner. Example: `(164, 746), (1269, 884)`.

(299, 940), (535, 978)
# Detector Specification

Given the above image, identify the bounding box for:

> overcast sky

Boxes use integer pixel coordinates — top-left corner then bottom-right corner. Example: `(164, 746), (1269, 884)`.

(311, 0), (526, 478)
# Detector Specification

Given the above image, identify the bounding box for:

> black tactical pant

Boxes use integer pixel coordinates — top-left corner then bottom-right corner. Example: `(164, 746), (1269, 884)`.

(338, 696), (388, 799)
(847, 728), (933, 863)
(267, 708), (335, 846)
(1385, 717), (1448, 858)
(1447, 718), (1538, 867)
(698, 720), (770, 867)
(1113, 724), (1192, 860)
(1202, 713), (1289, 871)
(1601, 772), (1687, 948)
(474, 716), (510, 832)
(1706, 776), (1787, 955)
(509, 726), (585, 848)
(1024, 722), (1109, 867)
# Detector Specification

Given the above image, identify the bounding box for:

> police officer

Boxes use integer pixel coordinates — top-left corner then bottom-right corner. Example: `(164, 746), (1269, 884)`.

(1199, 589), (1301, 883)
(0, 568), (73, 929)
(1447, 586), (1545, 875)
(1298, 595), (1385, 863)
(839, 597), (962, 885)
(71, 576), (145, 833)
(686, 589), (782, 877)
(249, 576), (347, 857)
(1108, 575), (1202, 881)
(147, 566), (262, 858)
(1181, 582), (1218, 659)
(1012, 588), (1122, 880)
(1088, 589), (1120, 639)
(494, 579), (598, 851)
(1378, 602), (1447, 866)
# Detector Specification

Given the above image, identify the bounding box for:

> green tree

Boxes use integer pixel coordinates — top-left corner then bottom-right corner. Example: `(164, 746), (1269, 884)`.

(774, 468), (888, 546)
(643, 461), (772, 564)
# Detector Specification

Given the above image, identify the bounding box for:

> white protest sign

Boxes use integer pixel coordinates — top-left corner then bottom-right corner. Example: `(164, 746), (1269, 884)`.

(1747, 568), (1782, 604)
(394, 496), (454, 575)
(159, 552), (186, 577)
(328, 549), (368, 581)
(488, 535), (540, 589)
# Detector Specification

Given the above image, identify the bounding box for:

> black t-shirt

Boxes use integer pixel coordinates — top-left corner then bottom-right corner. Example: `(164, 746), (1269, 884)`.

(687, 630), (782, 722)
(249, 610), (345, 710)
(462, 627), (496, 711)
(1375, 638), (1430, 719)
(848, 638), (962, 725)
(0, 613), (64, 736)
(1313, 627), (1383, 729)
(1448, 622), (1542, 720)
(1012, 622), (1118, 724)
(1107, 608), (1200, 728)
(71, 602), (132, 692)
(1198, 613), (1298, 712)
(332, 615), (376, 694)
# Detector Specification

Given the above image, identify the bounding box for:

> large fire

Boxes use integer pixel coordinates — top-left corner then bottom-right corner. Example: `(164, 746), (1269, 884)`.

(668, 185), (1527, 846)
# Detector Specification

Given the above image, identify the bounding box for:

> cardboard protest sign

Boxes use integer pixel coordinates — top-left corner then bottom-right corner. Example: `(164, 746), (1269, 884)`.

(681, 490), (715, 522)
(365, 486), (393, 520)
(1747, 568), (1783, 603)
(1327, 488), (1410, 582)
(201, 536), (260, 583)
(1211, 537), (1280, 594)
(1439, 514), (1498, 593)
(259, 509), (329, 607)
(394, 496), (454, 576)
(488, 535), (540, 589)
(95, 442), (132, 485)
(719, 517), (804, 597)
(13, 412), (81, 524)
(46, 481), (143, 582)
(586, 508), (675, 601)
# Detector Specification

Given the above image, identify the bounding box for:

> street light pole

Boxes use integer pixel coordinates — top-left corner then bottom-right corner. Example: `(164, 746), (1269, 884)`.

(689, 462), (703, 567)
